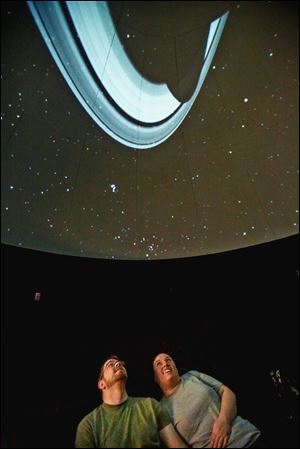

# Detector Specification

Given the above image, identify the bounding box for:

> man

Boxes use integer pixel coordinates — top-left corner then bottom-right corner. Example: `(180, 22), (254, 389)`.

(75, 355), (187, 448)
(153, 353), (263, 448)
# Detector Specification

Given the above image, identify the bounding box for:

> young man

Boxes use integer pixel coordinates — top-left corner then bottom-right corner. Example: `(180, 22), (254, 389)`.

(75, 355), (187, 448)
(153, 353), (263, 448)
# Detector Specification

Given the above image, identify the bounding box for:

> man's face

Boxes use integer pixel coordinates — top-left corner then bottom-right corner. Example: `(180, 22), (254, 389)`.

(153, 353), (180, 388)
(99, 358), (128, 390)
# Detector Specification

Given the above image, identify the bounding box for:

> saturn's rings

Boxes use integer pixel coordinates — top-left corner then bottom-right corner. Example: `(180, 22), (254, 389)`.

(27, 1), (229, 149)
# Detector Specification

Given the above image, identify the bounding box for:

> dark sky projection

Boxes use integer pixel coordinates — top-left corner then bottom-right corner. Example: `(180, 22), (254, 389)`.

(1, 1), (299, 260)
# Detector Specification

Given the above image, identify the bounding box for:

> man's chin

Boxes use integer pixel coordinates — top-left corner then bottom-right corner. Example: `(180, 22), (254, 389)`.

(115, 371), (128, 381)
(159, 373), (173, 384)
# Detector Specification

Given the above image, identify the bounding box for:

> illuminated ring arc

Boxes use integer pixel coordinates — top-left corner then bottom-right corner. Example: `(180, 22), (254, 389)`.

(27, 1), (229, 149)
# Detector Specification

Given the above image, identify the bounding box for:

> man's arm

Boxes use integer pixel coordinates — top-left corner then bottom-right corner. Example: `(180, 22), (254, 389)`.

(159, 423), (188, 448)
(75, 420), (95, 448)
(219, 384), (237, 422)
(209, 385), (237, 448)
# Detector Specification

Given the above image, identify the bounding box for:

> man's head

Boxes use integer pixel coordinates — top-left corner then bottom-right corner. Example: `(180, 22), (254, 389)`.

(153, 353), (180, 393)
(97, 355), (128, 393)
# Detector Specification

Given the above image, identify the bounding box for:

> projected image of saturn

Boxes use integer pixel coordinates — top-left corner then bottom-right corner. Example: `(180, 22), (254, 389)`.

(27, 1), (229, 149)
(2, 1), (298, 260)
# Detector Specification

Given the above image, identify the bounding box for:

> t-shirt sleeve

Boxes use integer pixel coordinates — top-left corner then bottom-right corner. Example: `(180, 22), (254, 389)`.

(151, 398), (171, 431)
(75, 418), (96, 448)
(189, 370), (223, 393)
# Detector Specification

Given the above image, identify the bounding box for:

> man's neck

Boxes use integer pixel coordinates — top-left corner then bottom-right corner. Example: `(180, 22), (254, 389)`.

(162, 379), (181, 397)
(103, 382), (128, 405)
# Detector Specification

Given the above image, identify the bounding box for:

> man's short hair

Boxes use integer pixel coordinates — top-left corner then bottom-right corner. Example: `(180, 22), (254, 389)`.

(98, 354), (120, 382)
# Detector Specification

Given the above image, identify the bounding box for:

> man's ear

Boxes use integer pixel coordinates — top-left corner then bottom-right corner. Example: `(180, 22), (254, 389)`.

(98, 379), (106, 391)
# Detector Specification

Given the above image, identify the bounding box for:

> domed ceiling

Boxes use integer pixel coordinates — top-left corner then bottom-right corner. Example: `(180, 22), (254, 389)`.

(1, 1), (299, 259)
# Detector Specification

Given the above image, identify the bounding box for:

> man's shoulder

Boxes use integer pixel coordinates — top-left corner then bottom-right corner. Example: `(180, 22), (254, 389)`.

(78, 405), (102, 426)
(182, 370), (203, 379)
(129, 396), (160, 406)
(129, 396), (164, 414)
(180, 370), (212, 385)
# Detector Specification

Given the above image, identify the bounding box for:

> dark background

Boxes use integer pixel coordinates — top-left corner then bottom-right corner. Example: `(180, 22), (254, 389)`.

(1, 235), (299, 448)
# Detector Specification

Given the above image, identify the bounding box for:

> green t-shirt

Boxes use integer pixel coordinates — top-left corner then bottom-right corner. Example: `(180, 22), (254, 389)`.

(75, 397), (171, 448)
